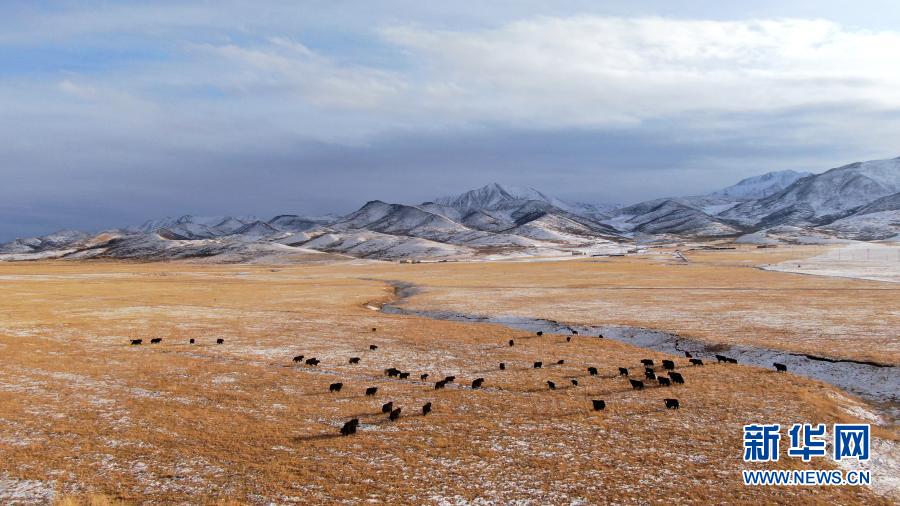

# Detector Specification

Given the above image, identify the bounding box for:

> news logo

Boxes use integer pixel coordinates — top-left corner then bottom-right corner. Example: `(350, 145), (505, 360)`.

(741, 423), (871, 486)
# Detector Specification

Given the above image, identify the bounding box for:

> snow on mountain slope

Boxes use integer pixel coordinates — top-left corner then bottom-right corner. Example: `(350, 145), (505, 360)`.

(433, 182), (612, 216)
(610, 199), (742, 237)
(817, 211), (900, 241)
(0, 230), (89, 254)
(267, 214), (334, 233)
(722, 157), (900, 226)
(301, 229), (472, 260)
(231, 220), (285, 241)
(707, 170), (812, 200)
(332, 201), (489, 245)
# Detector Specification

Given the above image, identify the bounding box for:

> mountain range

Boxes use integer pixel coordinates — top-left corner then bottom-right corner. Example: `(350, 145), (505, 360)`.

(2, 157), (898, 262)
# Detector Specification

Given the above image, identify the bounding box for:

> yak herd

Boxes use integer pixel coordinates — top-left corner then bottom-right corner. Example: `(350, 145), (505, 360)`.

(129, 327), (790, 436)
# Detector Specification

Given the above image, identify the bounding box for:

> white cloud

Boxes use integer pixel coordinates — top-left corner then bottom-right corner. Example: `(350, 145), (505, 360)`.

(381, 17), (900, 127)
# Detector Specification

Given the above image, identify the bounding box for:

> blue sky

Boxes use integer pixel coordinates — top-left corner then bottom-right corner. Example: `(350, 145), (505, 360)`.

(2, 1), (900, 240)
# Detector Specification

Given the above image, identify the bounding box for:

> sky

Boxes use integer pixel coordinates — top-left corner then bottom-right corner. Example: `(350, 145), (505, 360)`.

(2, 1), (900, 241)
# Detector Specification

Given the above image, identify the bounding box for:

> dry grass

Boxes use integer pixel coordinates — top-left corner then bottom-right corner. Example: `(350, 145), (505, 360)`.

(0, 251), (895, 504)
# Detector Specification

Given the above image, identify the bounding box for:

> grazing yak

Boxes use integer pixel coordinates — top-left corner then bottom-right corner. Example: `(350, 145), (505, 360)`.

(571, 379), (578, 386)
(566, 336), (572, 342)
(774, 362), (787, 372)
(422, 402), (432, 416)
(509, 339), (515, 347)
(371, 328), (377, 332)
(365, 387), (378, 396)
(443, 376), (456, 383)
(305, 358), (320, 366)
(150, 338), (162, 344)
(664, 398), (680, 410)
(571, 329), (578, 335)
(662, 360), (675, 370)
(547, 381), (556, 390)
(536, 331), (543, 336)
(640, 359), (654, 367)
(369, 345), (378, 351)
(189, 338), (195, 344)
(684, 351), (692, 358)
(592, 399), (606, 411)
(587, 367), (598, 376)
(434, 380), (447, 390)
(381, 401), (393, 413)
(533, 361), (543, 369)
(668, 372), (685, 384)
(658, 377), (671, 387)
(629, 379), (645, 390)
(420, 373), (429, 380)
(556, 359), (565, 365)
(726, 358), (738, 364)
(130, 339), (143, 345)
(644, 369), (656, 380)
(472, 378), (485, 389)
(216, 338), (224, 344)
(499, 363), (506, 370)
(340, 419), (359, 436)
(715, 354), (728, 363)
(689, 358), (704, 366)
(329, 382), (343, 393)
(293, 355), (305, 363)
(399, 372), (410, 379)
(349, 357), (361, 364)
(618, 367), (629, 377)
(389, 408), (402, 421)
(384, 367), (401, 377)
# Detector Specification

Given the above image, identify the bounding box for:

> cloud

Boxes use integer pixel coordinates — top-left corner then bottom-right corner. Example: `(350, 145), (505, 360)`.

(381, 17), (900, 127)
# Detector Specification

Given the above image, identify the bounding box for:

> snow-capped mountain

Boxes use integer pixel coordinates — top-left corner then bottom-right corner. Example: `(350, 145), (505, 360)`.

(707, 170), (812, 200)
(722, 157), (900, 226)
(2, 156), (897, 263)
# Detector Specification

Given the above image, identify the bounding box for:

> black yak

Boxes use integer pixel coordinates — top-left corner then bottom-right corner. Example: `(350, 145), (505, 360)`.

(571, 379), (578, 386)
(384, 367), (400, 377)
(715, 354), (728, 363)
(534, 361), (543, 369)
(547, 381), (556, 390)
(566, 336), (571, 342)
(536, 331), (543, 336)
(389, 408), (401, 421)
(340, 418), (359, 436)
(587, 367), (598, 376)
(684, 351), (692, 358)
(472, 378), (485, 389)
(499, 363), (506, 370)
(668, 372), (684, 384)
(365, 387), (378, 396)
(658, 377), (671, 387)
(216, 338), (224, 344)
(130, 339), (142, 345)
(509, 339), (515, 347)
(443, 376), (456, 383)
(618, 367), (629, 377)
(329, 382), (343, 393)
(774, 362), (787, 372)
(434, 380), (446, 390)
(662, 360), (675, 370)
(189, 338), (195, 344)
(629, 379), (644, 390)
(689, 358), (704, 366)
(293, 355), (305, 363)
(420, 373), (429, 380)
(556, 359), (565, 365)
(640, 359), (654, 367)
(664, 398), (680, 410)
(382, 401), (393, 413)
(150, 338), (162, 344)
(305, 358), (320, 366)
(369, 345), (378, 351)
(645, 369), (656, 380)
(399, 372), (410, 379)
(592, 399), (606, 411)
(422, 402), (432, 416)
(349, 357), (361, 364)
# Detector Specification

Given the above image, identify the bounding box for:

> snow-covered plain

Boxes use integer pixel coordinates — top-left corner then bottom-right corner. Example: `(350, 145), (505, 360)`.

(764, 242), (900, 283)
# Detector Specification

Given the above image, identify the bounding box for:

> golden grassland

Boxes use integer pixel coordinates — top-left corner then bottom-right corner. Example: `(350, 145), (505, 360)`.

(0, 248), (896, 504)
